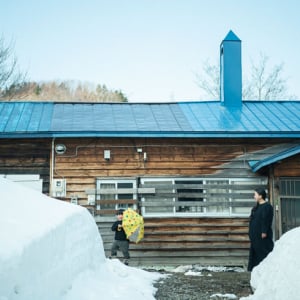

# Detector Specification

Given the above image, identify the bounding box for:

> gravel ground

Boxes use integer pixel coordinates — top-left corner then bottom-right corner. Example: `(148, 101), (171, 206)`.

(150, 267), (252, 300)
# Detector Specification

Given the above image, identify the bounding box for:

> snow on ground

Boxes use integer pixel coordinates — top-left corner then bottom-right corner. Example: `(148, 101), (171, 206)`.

(171, 265), (244, 280)
(172, 229), (300, 300)
(210, 294), (237, 299)
(171, 265), (244, 299)
(152, 228), (300, 300)
(172, 265), (244, 275)
(0, 177), (162, 300)
(240, 226), (300, 300)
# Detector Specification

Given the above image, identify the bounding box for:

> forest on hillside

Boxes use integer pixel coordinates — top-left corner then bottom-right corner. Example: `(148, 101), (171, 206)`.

(0, 80), (128, 102)
(0, 35), (127, 102)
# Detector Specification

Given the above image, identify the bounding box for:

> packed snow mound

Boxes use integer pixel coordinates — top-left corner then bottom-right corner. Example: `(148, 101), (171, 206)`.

(241, 226), (300, 300)
(0, 177), (162, 300)
(0, 177), (105, 299)
(63, 258), (162, 300)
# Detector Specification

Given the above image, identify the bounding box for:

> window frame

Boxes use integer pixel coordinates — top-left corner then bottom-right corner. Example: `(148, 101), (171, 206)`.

(96, 178), (137, 212)
(140, 177), (267, 217)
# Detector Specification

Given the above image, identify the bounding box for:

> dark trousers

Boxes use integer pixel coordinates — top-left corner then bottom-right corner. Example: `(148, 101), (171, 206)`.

(111, 240), (130, 259)
(248, 238), (273, 271)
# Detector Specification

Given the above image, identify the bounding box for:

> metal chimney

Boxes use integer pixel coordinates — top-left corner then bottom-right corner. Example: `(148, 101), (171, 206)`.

(220, 30), (242, 107)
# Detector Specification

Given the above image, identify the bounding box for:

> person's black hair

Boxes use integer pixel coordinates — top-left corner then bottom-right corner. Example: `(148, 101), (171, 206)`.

(254, 187), (267, 200)
(117, 208), (125, 215)
(250, 187), (267, 218)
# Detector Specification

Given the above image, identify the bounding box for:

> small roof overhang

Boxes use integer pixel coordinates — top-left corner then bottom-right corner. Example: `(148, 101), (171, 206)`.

(249, 144), (300, 172)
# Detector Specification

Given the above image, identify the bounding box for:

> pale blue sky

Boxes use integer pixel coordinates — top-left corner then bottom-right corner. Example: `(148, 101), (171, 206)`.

(1, 0), (299, 102)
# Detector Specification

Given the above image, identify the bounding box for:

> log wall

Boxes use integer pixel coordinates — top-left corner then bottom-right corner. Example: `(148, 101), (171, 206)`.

(274, 153), (300, 177)
(98, 216), (250, 267)
(52, 137), (274, 204)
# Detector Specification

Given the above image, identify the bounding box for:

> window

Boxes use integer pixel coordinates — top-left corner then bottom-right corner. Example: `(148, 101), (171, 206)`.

(229, 178), (263, 215)
(176, 180), (203, 213)
(140, 177), (267, 217)
(96, 179), (137, 212)
(280, 178), (300, 196)
(141, 179), (174, 215)
(204, 179), (229, 214)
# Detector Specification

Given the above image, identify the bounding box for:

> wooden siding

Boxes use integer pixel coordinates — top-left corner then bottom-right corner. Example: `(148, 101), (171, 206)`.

(274, 153), (300, 177)
(52, 137), (274, 204)
(48, 137), (279, 266)
(98, 216), (250, 267)
(0, 139), (51, 193)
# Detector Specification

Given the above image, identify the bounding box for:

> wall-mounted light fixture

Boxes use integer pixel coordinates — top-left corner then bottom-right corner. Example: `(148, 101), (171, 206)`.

(143, 152), (147, 161)
(55, 144), (66, 155)
(104, 150), (111, 161)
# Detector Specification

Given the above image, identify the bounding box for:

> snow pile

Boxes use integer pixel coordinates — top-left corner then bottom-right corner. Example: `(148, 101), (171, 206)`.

(210, 293), (237, 299)
(172, 265), (244, 275)
(63, 259), (162, 300)
(0, 177), (162, 300)
(184, 270), (204, 276)
(241, 226), (300, 300)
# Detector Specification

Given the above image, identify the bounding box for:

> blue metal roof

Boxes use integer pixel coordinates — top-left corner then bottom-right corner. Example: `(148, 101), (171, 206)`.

(0, 101), (300, 138)
(0, 102), (53, 134)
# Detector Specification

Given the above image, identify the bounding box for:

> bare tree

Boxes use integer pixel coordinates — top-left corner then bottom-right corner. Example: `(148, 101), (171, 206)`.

(195, 53), (296, 100)
(243, 53), (294, 100)
(195, 59), (220, 100)
(0, 36), (26, 99)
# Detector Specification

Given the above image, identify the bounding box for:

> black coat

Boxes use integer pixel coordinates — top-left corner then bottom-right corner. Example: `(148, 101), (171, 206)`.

(111, 220), (128, 241)
(248, 202), (274, 271)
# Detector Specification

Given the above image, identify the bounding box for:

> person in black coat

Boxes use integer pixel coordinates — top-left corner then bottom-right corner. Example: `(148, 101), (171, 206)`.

(247, 188), (274, 271)
(110, 209), (130, 265)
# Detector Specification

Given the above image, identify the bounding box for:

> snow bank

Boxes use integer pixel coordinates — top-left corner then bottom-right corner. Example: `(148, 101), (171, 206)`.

(0, 177), (104, 299)
(0, 177), (162, 300)
(63, 259), (162, 300)
(241, 227), (300, 300)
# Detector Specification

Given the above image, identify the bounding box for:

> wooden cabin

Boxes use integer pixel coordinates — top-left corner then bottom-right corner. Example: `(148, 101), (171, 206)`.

(1, 31), (300, 267)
